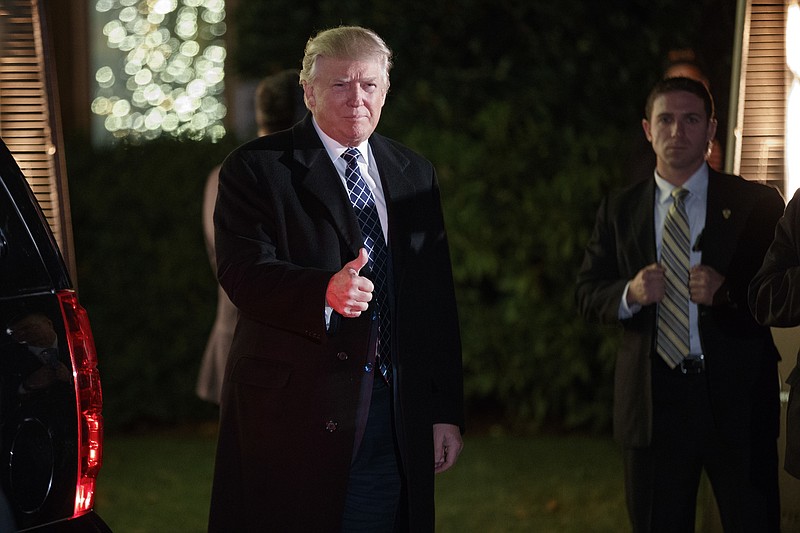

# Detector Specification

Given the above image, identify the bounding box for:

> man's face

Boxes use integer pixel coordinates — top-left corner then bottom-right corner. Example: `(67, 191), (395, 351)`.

(303, 55), (387, 146)
(642, 90), (717, 180)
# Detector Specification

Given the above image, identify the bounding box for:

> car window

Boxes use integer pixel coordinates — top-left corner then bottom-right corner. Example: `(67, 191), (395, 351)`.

(0, 178), (52, 298)
(0, 295), (78, 524)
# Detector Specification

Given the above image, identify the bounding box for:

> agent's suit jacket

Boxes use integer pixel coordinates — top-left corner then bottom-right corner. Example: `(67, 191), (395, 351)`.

(576, 168), (783, 448)
(750, 187), (800, 478)
(208, 114), (464, 532)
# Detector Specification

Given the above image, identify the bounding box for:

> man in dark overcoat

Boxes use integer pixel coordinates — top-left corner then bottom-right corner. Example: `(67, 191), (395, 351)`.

(207, 26), (464, 532)
(750, 188), (800, 480)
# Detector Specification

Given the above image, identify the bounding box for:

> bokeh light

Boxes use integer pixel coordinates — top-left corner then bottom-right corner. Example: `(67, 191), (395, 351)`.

(93, 0), (227, 142)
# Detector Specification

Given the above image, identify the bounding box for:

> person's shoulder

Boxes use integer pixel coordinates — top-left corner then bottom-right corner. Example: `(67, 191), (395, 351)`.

(586, 179), (652, 220)
(712, 168), (764, 189)
(240, 129), (293, 151)
(221, 130), (295, 168)
(371, 133), (431, 166)
(606, 176), (652, 204)
(711, 170), (783, 201)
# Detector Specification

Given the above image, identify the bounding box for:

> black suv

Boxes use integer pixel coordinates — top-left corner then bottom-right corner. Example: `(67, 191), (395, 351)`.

(0, 138), (110, 532)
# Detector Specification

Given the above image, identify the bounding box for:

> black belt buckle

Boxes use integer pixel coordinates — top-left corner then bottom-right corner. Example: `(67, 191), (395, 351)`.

(679, 354), (704, 374)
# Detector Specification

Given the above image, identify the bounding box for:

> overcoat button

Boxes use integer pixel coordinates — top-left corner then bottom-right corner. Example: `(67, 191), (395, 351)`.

(364, 363), (373, 373)
(325, 420), (338, 432)
(337, 351), (348, 361)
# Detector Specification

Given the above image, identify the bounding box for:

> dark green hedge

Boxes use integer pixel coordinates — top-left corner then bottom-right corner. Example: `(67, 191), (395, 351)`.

(68, 0), (732, 432)
(66, 138), (237, 430)
(66, 133), (616, 433)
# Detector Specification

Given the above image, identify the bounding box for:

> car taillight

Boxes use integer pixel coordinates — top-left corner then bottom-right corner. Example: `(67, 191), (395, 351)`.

(57, 290), (104, 518)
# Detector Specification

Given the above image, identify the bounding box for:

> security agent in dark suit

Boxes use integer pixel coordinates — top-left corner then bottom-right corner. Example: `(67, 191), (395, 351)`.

(576, 77), (784, 532)
(207, 26), (464, 533)
(749, 187), (800, 480)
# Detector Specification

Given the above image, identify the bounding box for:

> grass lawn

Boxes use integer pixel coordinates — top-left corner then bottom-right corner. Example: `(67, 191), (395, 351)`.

(94, 424), (630, 532)
(434, 434), (627, 532)
(94, 423), (219, 533)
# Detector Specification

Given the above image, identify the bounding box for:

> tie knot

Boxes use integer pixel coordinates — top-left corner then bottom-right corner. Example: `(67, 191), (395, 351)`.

(343, 147), (361, 166)
(671, 187), (689, 203)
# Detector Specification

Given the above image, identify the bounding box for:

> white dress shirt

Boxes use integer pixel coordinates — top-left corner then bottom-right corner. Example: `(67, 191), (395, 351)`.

(620, 164), (708, 356)
(312, 118), (390, 327)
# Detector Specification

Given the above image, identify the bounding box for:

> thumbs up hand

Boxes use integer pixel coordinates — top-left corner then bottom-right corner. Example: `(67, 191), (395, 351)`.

(326, 248), (374, 318)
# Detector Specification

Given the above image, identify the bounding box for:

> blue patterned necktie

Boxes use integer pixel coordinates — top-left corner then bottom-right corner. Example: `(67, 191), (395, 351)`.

(342, 147), (392, 383)
(657, 187), (691, 368)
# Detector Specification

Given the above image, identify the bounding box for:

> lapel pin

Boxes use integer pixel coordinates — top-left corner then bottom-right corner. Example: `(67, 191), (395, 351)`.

(722, 208), (731, 219)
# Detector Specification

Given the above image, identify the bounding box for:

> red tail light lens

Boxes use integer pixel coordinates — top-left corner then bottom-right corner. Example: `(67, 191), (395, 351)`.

(57, 290), (104, 517)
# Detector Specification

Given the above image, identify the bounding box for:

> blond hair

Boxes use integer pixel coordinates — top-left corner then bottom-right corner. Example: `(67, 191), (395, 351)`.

(299, 26), (392, 89)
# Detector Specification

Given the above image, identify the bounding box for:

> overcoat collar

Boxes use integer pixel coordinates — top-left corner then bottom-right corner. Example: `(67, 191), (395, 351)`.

(289, 114), (414, 261)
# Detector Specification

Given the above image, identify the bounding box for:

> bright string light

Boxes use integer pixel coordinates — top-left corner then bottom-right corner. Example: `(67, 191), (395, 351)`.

(93, 0), (227, 142)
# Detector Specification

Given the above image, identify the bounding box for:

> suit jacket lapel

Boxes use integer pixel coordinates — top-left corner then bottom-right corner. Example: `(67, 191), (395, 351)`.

(702, 170), (746, 272)
(368, 134), (417, 271)
(368, 134), (414, 221)
(291, 117), (364, 258)
(290, 117), (421, 267)
(631, 179), (658, 267)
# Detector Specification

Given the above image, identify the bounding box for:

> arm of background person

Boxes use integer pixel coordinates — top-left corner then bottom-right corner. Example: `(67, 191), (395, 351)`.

(750, 189), (800, 327)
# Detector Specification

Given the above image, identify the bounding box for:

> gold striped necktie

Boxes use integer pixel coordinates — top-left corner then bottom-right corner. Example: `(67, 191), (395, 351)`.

(657, 187), (690, 368)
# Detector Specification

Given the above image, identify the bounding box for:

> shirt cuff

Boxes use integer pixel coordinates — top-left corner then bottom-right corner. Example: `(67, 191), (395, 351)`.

(619, 281), (641, 319)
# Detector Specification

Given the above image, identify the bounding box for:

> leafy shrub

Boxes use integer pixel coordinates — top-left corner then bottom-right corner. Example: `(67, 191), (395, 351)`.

(67, 0), (725, 432)
(67, 137), (236, 429)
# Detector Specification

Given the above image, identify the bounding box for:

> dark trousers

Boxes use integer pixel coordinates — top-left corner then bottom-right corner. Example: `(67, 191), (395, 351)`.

(341, 378), (401, 532)
(623, 359), (780, 533)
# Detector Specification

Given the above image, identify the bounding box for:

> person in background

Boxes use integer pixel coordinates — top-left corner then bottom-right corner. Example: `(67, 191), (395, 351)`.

(661, 49), (724, 171)
(196, 69), (305, 405)
(576, 76), (783, 531)
(207, 26), (464, 532)
(629, 49), (723, 184)
(749, 189), (800, 479)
